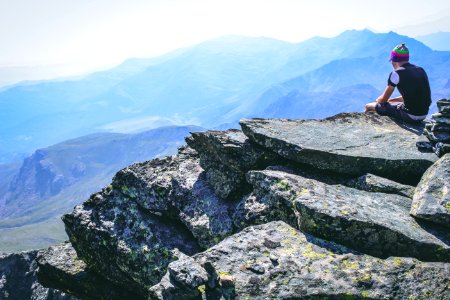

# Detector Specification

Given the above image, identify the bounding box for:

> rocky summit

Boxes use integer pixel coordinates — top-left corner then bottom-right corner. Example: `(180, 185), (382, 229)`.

(25, 112), (450, 299)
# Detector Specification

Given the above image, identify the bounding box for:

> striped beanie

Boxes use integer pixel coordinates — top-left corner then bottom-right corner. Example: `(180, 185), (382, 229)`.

(390, 43), (409, 62)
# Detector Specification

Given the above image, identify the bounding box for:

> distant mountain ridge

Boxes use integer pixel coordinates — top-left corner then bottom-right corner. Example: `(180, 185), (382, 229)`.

(416, 32), (450, 51)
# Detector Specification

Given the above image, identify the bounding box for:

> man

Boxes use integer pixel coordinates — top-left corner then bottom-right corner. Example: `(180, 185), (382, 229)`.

(365, 43), (431, 123)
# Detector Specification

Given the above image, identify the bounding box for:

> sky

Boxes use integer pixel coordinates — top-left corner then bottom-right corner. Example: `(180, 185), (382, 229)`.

(1, 0), (450, 84)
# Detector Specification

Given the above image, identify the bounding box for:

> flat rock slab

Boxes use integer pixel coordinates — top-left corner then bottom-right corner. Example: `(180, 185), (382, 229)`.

(242, 169), (450, 262)
(411, 153), (450, 228)
(186, 129), (278, 200)
(36, 242), (141, 300)
(240, 113), (437, 184)
(156, 221), (450, 299)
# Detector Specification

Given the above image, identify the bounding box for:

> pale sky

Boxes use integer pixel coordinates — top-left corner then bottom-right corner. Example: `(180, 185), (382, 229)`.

(1, 0), (450, 81)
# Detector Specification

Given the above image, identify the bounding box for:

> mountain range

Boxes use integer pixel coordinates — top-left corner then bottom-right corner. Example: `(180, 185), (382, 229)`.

(1, 29), (450, 252)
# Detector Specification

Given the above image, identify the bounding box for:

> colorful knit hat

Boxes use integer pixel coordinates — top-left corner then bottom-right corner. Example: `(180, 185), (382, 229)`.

(390, 43), (409, 62)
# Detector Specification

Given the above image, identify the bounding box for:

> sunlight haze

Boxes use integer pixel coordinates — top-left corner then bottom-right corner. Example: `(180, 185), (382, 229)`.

(1, 0), (449, 86)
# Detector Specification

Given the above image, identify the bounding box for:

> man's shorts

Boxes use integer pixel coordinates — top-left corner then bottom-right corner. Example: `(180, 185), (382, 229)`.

(375, 102), (425, 123)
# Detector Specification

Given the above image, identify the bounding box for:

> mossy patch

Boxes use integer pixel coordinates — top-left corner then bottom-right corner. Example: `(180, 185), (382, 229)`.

(341, 259), (359, 270)
(276, 179), (290, 191)
(302, 244), (327, 260)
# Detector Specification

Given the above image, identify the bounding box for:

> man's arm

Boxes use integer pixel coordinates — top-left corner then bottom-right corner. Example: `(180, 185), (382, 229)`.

(376, 85), (395, 103)
(388, 95), (403, 103)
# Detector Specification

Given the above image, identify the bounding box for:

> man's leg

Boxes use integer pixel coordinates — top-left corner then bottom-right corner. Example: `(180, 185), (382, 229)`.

(364, 102), (377, 113)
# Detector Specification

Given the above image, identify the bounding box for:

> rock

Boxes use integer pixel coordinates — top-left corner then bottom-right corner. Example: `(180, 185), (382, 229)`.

(158, 221), (450, 299)
(167, 253), (208, 289)
(434, 142), (450, 157)
(437, 98), (450, 113)
(148, 252), (208, 300)
(0, 250), (75, 300)
(416, 133), (435, 152)
(112, 152), (180, 213)
(36, 242), (141, 300)
(170, 155), (235, 249)
(243, 169), (450, 262)
(114, 146), (235, 249)
(424, 128), (450, 143)
(62, 186), (201, 297)
(346, 173), (415, 198)
(240, 113), (436, 185)
(411, 153), (450, 228)
(432, 113), (450, 125)
(62, 146), (238, 297)
(186, 129), (278, 200)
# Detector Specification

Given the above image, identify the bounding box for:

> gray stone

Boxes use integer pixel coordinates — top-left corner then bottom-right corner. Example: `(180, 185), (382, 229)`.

(149, 252), (208, 300)
(240, 113), (436, 185)
(411, 153), (450, 228)
(62, 186), (201, 298)
(424, 128), (450, 143)
(416, 133), (435, 152)
(434, 142), (450, 157)
(36, 242), (141, 300)
(432, 113), (450, 125)
(112, 154), (178, 212)
(186, 129), (278, 200)
(159, 221), (450, 299)
(243, 169), (450, 262)
(437, 98), (450, 113)
(170, 156), (235, 249)
(114, 146), (235, 249)
(346, 173), (415, 198)
(0, 250), (75, 300)
(168, 253), (208, 289)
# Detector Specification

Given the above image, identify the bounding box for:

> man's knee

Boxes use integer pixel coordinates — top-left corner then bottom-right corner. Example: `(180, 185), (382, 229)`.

(365, 102), (377, 112)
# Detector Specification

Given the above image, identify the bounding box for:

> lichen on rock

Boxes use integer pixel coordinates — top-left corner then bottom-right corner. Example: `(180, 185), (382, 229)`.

(411, 153), (450, 228)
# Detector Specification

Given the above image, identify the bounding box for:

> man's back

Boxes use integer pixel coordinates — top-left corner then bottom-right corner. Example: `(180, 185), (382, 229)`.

(390, 63), (431, 116)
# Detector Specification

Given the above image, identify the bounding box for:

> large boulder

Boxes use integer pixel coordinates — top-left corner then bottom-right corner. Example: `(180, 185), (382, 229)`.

(186, 129), (278, 200)
(155, 221), (450, 299)
(61, 146), (239, 297)
(36, 242), (141, 300)
(240, 113), (437, 184)
(62, 183), (201, 297)
(236, 169), (450, 262)
(169, 152), (236, 249)
(0, 250), (75, 300)
(115, 146), (236, 249)
(411, 153), (450, 228)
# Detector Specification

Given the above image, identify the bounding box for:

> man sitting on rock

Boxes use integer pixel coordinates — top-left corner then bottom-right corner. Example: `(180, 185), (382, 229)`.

(364, 44), (431, 123)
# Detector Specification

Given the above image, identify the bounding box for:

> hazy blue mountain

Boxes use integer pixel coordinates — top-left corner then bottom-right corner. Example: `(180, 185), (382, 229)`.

(0, 125), (202, 252)
(2, 30), (450, 165)
(416, 32), (450, 51)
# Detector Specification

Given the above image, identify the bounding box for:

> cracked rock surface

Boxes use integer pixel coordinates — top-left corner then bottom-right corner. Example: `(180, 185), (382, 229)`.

(240, 113), (436, 184)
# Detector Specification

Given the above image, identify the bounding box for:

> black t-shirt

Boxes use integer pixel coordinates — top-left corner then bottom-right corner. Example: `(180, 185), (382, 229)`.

(387, 63), (431, 116)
